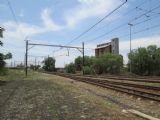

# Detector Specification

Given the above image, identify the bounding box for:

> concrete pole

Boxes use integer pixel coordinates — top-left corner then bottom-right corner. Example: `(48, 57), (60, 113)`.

(25, 40), (28, 76)
(82, 42), (84, 75)
(128, 23), (133, 73)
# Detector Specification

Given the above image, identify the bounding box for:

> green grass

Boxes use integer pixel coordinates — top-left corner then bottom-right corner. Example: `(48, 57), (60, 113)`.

(0, 69), (144, 120)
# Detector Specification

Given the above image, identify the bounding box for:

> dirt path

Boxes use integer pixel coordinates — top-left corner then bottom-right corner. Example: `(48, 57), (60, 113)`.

(0, 70), (146, 120)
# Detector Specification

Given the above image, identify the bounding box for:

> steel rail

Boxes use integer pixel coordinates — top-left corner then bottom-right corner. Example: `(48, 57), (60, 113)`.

(42, 72), (160, 102)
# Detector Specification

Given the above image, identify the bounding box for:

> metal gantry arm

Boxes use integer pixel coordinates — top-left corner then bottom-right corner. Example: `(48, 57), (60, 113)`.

(28, 43), (83, 49)
(25, 41), (85, 76)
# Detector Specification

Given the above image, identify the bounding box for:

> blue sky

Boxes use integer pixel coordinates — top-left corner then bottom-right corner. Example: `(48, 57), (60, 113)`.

(0, 0), (160, 67)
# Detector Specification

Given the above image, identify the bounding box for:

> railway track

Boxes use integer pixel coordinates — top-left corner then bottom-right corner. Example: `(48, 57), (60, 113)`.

(64, 73), (160, 83)
(93, 75), (160, 83)
(42, 72), (160, 102)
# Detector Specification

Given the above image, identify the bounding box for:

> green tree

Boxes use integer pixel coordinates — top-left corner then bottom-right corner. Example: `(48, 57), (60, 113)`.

(75, 56), (82, 71)
(0, 52), (12, 75)
(0, 53), (6, 68)
(30, 64), (40, 70)
(0, 27), (12, 75)
(128, 48), (148, 75)
(92, 53), (123, 74)
(147, 45), (157, 75)
(128, 45), (160, 76)
(65, 63), (76, 74)
(73, 54), (123, 75)
(92, 57), (104, 74)
(83, 66), (95, 75)
(42, 57), (55, 72)
(155, 48), (160, 75)
(0, 27), (4, 46)
(75, 56), (93, 71)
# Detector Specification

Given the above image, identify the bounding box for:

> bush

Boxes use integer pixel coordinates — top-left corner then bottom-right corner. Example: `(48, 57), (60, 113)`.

(65, 63), (76, 74)
(0, 53), (12, 76)
(67, 53), (123, 75)
(128, 45), (160, 76)
(75, 56), (93, 71)
(42, 57), (56, 72)
(0, 67), (8, 75)
(92, 53), (123, 74)
(83, 66), (94, 75)
(92, 57), (104, 74)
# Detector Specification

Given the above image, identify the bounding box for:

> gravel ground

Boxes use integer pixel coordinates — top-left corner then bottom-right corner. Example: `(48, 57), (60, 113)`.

(64, 76), (160, 118)
(0, 70), (153, 120)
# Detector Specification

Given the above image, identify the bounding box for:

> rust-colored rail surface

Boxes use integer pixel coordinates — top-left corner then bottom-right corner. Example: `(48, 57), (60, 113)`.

(42, 72), (160, 102)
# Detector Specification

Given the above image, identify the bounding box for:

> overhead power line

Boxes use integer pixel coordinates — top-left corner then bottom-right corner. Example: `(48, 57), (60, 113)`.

(119, 23), (160, 38)
(6, 0), (19, 25)
(6, 0), (26, 38)
(78, 0), (147, 40)
(133, 14), (160, 26)
(123, 0), (146, 15)
(136, 6), (160, 15)
(65, 0), (127, 45)
(84, 4), (160, 44)
(130, 4), (160, 23)
(76, 0), (148, 43)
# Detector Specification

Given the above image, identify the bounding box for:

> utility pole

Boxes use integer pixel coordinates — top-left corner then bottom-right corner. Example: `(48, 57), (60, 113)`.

(48, 55), (49, 70)
(14, 61), (15, 68)
(25, 40), (28, 76)
(128, 23), (133, 73)
(82, 42), (84, 75)
(10, 61), (12, 68)
(35, 57), (37, 70)
(25, 42), (83, 75)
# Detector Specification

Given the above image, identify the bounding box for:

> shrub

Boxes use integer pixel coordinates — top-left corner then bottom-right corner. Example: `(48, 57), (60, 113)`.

(128, 45), (160, 75)
(83, 66), (94, 75)
(75, 56), (93, 71)
(65, 63), (76, 74)
(42, 57), (55, 72)
(0, 67), (8, 75)
(92, 53), (123, 74)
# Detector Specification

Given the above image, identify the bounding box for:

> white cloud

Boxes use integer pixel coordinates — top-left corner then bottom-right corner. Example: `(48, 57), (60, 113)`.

(2, 21), (45, 42)
(41, 8), (63, 31)
(4, 8), (63, 38)
(64, 0), (120, 27)
(1, 8), (63, 64)
(2, 1), (159, 67)
(119, 35), (160, 64)
(119, 35), (160, 51)
(2, 8), (63, 41)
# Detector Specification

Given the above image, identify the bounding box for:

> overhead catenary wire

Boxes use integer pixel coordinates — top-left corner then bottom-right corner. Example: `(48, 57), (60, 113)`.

(6, 0), (19, 25)
(6, 0), (26, 38)
(85, 0), (148, 34)
(122, 0), (147, 15)
(83, 4), (160, 44)
(75, 0), (156, 43)
(52, 0), (127, 53)
(133, 14), (160, 26)
(28, 55), (47, 58)
(53, 0), (146, 53)
(65, 0), (127, 45)
(130, 4), (160, 23)
(53, 0), (154, 53)
(136, 6), (160, 15)
(118, 23), (160, 38)
(87, 14), (160, 43)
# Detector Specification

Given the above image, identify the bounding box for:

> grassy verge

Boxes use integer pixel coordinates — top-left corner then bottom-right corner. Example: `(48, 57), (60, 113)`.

(0, 69), (143, 120)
